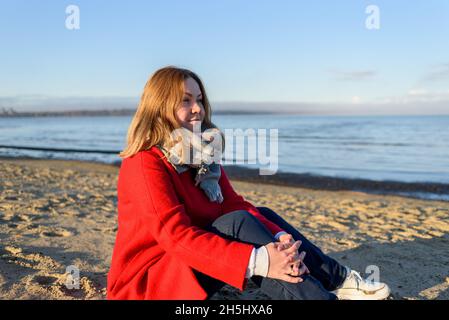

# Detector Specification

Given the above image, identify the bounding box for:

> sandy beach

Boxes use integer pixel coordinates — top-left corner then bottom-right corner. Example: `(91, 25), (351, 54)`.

(0, 158), (448, 300)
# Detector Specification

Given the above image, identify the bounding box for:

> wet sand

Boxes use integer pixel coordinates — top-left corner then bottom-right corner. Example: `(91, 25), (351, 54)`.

(0, 158), (448, 300)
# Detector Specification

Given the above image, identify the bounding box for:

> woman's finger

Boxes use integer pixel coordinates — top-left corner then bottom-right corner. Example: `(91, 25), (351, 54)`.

(276, 242), (287, 251)
(284, 253), (296, 264)
(284, 240), (301, 254)
(284, 235), (294, 244)
(293, 263), (300, 275)
(298, 263), (308, 276)
(283, 274), (303, 283)
(298, 251), (306, 263)
(279, 233), (293, 243)
(285, 249), (304, 263)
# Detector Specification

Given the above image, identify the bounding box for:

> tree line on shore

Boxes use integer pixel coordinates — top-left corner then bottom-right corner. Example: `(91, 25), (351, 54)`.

(0, 107), (277, 117)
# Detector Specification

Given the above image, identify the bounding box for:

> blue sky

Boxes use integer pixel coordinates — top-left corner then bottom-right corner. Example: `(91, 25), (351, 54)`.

(1, 0), (449, 114)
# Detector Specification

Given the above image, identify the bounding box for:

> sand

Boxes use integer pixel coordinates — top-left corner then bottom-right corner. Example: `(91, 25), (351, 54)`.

(0, 158), (448, 300)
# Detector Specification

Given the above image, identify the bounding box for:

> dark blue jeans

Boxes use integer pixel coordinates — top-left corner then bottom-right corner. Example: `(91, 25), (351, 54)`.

(193, 207), (347, 300)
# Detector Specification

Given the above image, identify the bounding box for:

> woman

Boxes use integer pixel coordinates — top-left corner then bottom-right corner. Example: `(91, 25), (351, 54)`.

(106, 66), (390, 300)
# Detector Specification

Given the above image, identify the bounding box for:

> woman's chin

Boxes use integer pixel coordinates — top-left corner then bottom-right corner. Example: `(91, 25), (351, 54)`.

(189, 121), (202, 131)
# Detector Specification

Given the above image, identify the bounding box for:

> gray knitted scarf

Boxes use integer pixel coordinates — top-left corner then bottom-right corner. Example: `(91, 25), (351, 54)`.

(157, 144), (224, 203)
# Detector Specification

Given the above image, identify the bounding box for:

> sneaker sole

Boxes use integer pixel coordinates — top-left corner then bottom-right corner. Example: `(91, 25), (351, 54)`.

(333, 285), (391, 300)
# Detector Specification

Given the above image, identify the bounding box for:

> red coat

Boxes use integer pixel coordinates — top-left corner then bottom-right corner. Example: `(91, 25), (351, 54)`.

(107, 146), (283, 300)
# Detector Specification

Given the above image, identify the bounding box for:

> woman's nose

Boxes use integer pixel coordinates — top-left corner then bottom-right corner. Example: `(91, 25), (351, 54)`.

(192, 102), (201, 114)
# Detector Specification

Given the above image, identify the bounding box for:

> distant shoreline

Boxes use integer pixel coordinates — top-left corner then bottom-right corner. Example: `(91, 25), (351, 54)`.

(0, 108), (282, 118)
(1, 155), (448, 202)
(2, 109), (449, 118)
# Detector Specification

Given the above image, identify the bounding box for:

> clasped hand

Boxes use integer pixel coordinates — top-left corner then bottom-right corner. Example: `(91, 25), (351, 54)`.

(264, 233), (310, 284)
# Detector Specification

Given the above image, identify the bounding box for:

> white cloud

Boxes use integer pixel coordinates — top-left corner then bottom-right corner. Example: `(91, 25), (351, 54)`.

(422, 63), (449, 82)
(407, 89), (428, 96)
(351, 96), (361, 104)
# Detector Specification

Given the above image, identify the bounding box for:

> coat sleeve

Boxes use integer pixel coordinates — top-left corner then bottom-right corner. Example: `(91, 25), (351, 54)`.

(130, 152), (254, 291)
(219, 165), (284, 236)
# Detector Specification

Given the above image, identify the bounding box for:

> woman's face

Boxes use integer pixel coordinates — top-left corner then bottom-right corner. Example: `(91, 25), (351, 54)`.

(176, 77), (205, 132)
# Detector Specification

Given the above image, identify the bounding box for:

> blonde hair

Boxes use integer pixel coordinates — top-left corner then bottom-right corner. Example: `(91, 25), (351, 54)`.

(120, 66), (224, 159)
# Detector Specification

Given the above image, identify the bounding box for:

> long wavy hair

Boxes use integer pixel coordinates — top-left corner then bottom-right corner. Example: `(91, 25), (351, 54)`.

(120, 66), (224, 159)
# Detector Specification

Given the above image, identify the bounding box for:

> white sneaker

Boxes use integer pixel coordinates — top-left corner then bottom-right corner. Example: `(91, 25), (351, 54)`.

(331, 266), (391, 300)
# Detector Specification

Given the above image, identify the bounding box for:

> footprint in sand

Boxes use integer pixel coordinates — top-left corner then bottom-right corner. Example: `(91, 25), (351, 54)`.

(32, 275), (59, 286)
(59, 209), (79, 217)
(1, 246), (61, 271)
(3, 246), (23, 255)
(1, 213), (44, 224)
(26, 223), (40, 230)
(56, 275), (105, 299)
(27, 273), (101, 299)
(92, 226), (118, 234)
(10, 214), (31, 222)
(41, 228), (73, 237)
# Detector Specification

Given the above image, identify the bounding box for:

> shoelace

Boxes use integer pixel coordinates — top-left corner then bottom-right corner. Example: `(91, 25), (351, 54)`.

(350, 270), (363, 290)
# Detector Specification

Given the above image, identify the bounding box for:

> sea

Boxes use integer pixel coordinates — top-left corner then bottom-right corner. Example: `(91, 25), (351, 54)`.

(1, 114), (448, 200)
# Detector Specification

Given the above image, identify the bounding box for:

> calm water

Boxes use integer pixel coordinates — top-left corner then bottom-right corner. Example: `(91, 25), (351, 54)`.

(1, 114), (448, 184)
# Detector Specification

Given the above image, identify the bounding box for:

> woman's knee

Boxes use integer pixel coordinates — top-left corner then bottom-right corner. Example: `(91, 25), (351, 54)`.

(218, 210), (256, 225)
(227, 210), (252, 218)
(209, 210), (274, 243)
(205, 210), (253, 234)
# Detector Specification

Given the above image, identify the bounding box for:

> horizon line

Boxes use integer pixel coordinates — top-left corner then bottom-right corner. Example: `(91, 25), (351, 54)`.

(1, 107), (449, 118)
